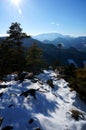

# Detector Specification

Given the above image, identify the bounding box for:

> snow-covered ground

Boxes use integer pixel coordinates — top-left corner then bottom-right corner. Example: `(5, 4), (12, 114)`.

(0, 70), (86, 130)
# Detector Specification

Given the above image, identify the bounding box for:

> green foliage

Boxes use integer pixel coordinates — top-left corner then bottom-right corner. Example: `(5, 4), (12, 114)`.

(0, 41), (25, 77)
(52, 60), (59, 69)
(64, 63), (76, 78)
(26, 35), (31, 38)
(0, 22), (27, 78)
(0, 22), (46, 78)
(64, 66), (86, 102)
(7, 22), (27, 40)
(75, 68), (86, 101)
(26, 43), (45, 73)
(57, 43), (63, 66)
(57, 43), (62, 48)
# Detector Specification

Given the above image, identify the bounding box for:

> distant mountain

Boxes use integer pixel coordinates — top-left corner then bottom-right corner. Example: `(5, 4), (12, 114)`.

(72, 37), (86, 52)
(22, 37), (43, 47)
(22, 37), (86, 67)
(44, 37), (86, 51)
(0, 36), (86, 67)
(33, 33), (86, 53)
(33, 33), (70, 41)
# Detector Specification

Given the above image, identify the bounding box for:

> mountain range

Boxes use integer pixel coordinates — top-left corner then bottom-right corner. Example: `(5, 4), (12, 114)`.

(0, 33), (86, 67)
(33, 33), (86, 53)
(21, 37), (86, 67)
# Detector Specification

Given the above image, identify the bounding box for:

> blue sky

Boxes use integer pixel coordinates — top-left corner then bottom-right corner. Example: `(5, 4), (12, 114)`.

(0, 0), (86, 36)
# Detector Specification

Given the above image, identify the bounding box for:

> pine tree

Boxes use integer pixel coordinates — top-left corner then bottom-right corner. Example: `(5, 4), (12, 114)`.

(7, 22), (26, 40)
(7, 22), (27, 72)
(0, 22), (27, 78)
(26, 43), (44, 73)
(57, 43), (62, 66)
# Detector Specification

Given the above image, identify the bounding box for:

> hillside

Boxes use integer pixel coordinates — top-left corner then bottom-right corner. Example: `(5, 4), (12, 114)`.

(19, 37), (86, 67)
(0, 70), (86, 130)
(0, 37), (86, 67)
(33, 33), (70, 41)
(22, 38), (86, 67)
(33, 33), (86, 53)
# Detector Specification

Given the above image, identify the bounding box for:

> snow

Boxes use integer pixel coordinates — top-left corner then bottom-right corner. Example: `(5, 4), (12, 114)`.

(0, 70), (86, 130)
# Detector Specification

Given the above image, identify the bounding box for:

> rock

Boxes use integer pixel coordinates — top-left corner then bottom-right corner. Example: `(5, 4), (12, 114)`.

(25, 73), (34, 79)
(70, 109), (85, 121)
(29, 118), (34, 124)
(18, 72), (28, 83)
(18, 72), (34, 83)
(20, 89), (37, 99)
(47, 79), (54, 88)
(1, 126), (13, 130)
(38, 80), (44, 85)
(8, 104), (14, 108)
(31, 78), (38, 83)
(0, 92), (3, 97)
(35, 128), (42, 130)
(0, 85), (8, 89)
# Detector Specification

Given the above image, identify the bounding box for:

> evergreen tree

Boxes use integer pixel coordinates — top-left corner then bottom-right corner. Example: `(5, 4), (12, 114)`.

(7, 22), (27, 40)
(0, 22), (27, 78)
(57, 43), (62, 66)
(26, 43), (44, 73)
(7, 22), (26, 72)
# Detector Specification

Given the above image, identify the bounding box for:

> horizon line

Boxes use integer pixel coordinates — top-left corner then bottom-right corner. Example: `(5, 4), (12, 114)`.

(0, 32), (86, 38)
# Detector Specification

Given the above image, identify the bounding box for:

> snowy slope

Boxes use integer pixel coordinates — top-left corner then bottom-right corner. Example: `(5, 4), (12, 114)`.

(33, 33), (66, 41)
(0, 70), (86, 130)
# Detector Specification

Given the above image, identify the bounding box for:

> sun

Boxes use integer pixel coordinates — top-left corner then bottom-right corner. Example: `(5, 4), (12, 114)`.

(11, 0), (20, 6)
(10, 0), (22, 15)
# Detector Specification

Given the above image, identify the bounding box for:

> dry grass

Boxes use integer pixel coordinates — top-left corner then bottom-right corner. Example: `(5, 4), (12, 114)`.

(76, 68), (86, 79)
(70, 109), (84, 121)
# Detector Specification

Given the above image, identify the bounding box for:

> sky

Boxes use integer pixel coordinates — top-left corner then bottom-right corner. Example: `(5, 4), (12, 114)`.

(0, 0), (86, 36)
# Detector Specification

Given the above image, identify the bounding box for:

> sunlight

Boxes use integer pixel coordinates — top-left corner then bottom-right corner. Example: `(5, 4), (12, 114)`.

(10, 0), (22, 15)
(11, 0), (20, 6)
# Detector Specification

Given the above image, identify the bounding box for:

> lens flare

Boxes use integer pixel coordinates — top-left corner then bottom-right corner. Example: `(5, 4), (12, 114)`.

(11, 0), (20, 6)
(10, 0), (22, 15)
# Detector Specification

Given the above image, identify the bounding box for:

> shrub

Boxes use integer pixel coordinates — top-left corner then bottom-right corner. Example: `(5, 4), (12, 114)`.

(64, 63), (76, 78)
(75, 68), (86, 101)
(26, 43), (45, 74)
(70, 109), (84, 121)
(64, 66), (86, 102)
